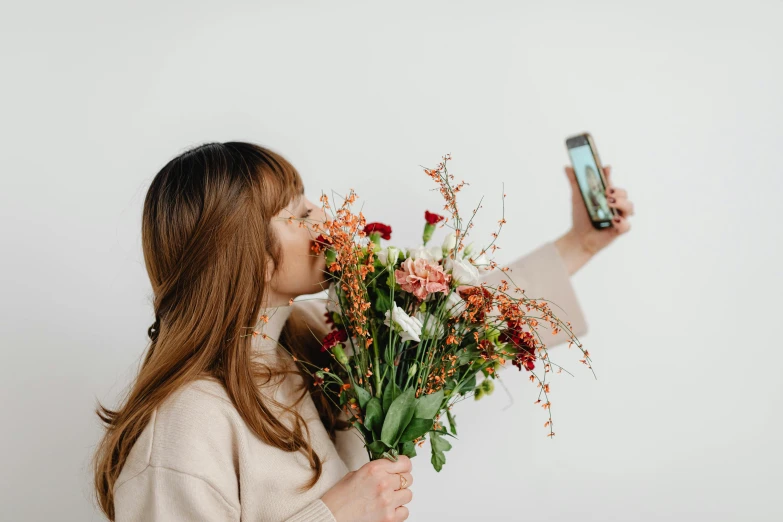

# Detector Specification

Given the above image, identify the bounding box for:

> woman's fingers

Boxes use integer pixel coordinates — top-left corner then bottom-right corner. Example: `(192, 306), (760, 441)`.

(611, 213), (632, 233)
(385, 471), (413, 490)
(605, 186), (626, 199)
(381, 455), (412, 474)
(391, 486), (413, 511)
(394, 505), (410, 521)
(601, 165), (634, 233)
(607, 195), (634, 216)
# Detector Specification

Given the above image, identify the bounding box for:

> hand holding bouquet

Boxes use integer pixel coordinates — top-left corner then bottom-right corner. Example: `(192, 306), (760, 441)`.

(305, 154), (593, 470)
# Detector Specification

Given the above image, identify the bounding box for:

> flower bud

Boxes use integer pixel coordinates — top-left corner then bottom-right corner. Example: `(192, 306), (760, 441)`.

(423, 223), (436, 245)
(463, 242), (475, 258)
(442, 231), (457, 253)
(481, 379), (495, 395)
(332, 344), (349, 366)
(377, 246), (400, 267)
(408, 363), (418, 378)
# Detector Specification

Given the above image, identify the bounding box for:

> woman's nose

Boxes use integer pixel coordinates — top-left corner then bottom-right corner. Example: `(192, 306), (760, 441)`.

(314, 207), (328, 225)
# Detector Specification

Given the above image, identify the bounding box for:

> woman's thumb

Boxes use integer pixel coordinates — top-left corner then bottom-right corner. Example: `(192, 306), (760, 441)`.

(564, 166), (578, 188)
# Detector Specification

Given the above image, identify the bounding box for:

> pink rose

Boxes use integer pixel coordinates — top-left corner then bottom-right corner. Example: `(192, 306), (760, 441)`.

(394, 257), (451, 300)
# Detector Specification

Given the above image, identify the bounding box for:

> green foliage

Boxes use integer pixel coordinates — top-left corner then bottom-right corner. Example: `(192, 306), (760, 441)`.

(380, 387), (416, 447)
(399, 418), (433, 442)
(452, 373), (476, 396)
(414, 388), (444, 419)
(382, 380), (403, 414)
(430, 431), (453, 472)
(354, 385), (372, 410)
(364, 397), (383, 437)
(367, 440), (389, 457)
(446, 408), (458, 435)
(373, 288), (392, 314)
(400, 440), (418, 458)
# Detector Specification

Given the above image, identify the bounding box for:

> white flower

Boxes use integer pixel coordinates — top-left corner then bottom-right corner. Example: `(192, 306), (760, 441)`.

(445, 256), (480, 285)
(414, 310), (445, 339)
(406, 245), (443, 262)
(377, 246), (400, 267)
(471, 252), (492, 271)
(442, 232), (457, 254)
(445, 291), (467, 319)
(429, 245), (444, 261)
(384, 303), (423, 343)
(325, 282), (342, 314)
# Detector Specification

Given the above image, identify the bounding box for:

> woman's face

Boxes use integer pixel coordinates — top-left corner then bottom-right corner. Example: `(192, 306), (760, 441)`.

(264, 193), (328, 307)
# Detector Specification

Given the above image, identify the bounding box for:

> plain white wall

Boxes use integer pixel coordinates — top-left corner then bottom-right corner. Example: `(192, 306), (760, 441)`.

(1, 1), (781, 520)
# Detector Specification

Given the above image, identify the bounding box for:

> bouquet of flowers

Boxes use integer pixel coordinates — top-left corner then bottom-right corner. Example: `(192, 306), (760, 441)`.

(303, 154), (592, 470)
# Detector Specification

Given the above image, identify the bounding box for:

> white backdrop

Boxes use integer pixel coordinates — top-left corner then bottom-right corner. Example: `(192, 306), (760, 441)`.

(1, 1), (781, 521)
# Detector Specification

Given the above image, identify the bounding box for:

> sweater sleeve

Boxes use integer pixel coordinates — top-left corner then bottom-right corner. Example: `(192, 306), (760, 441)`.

(114, 467), (336, 522)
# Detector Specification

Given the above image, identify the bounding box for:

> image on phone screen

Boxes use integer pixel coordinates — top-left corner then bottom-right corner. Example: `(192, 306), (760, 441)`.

(567, 144), (613, 222)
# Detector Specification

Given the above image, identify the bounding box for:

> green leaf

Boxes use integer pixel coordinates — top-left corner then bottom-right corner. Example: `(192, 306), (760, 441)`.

(399, 418), (433, 442)
(354, 385), (372, 410)
(446, 408), (458, 435)
(380, 387), (416, 447)
(382, 380), (403, 414)
(432, 426), (458, 439)
(414, 389), (444, 419)
(364, 397), (383, 437)
(457, 373), (476, 396)
(367, 440), (389, 457)
(456, 346), (476, 365)
(431, 450), (446, 472)
(431, 431), (453, 452)
(400, 440), (417, 458)
(430, 431), (452, 472)
(373, 290), (392, 314)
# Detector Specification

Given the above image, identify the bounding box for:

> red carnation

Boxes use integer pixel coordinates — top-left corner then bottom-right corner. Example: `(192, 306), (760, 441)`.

(500, 320), (537, 371)
(424, 210), (445, 225)
(321, 329), (348, 352)
(363, 222), (392, 240)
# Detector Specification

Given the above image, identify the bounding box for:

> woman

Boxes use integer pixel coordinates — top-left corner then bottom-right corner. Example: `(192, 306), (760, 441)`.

(92, 142), (633, 522)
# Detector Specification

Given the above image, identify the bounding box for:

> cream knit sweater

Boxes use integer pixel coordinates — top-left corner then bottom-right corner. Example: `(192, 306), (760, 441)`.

(112, 241), (587, 521)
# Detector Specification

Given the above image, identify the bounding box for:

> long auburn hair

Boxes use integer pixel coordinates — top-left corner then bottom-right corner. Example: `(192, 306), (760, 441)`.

(92, 142), (351, 520)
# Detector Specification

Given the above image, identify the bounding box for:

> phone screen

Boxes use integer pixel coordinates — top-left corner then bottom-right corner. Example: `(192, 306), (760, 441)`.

(567, 142), (613, 223)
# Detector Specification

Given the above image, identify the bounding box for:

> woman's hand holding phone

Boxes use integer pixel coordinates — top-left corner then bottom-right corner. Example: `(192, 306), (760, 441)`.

(561, 132), (634, 266)
(562, 163), (634, 260)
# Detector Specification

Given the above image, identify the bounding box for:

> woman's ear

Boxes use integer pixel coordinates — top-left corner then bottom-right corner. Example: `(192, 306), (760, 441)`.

(264, 258), (275, 285)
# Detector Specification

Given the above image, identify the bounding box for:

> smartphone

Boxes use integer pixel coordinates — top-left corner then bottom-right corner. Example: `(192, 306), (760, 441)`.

(565, 132), (617, 230)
